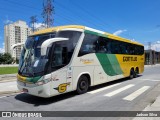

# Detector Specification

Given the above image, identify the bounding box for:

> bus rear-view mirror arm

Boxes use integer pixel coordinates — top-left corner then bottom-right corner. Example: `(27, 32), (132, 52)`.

(41, 38), (69, 56)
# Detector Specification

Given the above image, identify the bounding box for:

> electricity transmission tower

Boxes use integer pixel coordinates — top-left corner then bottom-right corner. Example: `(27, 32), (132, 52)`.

(42, 0), (54, 28)
(30, 16), (37, 32)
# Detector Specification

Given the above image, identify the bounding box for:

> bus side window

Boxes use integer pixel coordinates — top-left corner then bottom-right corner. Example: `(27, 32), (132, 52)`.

(106, 42), (111, 54)
(130, 44), (135, 55)
(62, 47), (68, 64)
(78, 33), (99, 56)
(97, 37), (108, 53)
(52, 45), (62, 67)
(110, 40), (119, 54)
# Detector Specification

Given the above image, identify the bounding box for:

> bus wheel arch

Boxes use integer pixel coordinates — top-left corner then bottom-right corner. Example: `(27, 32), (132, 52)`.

(76, 74), (91, 94)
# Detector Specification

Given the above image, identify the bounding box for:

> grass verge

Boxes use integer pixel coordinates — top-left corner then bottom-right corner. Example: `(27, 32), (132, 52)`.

(0, 67), (18, 75)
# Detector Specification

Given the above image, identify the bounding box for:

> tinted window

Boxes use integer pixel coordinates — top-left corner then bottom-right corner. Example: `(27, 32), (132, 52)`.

(78, 33), (99, 56)
(96, 37), (109, 53)
(78, 33), (144, 56)
(107, 39), (144, 55)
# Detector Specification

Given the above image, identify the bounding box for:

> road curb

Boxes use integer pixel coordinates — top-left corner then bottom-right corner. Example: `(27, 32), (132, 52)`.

(0, 73), (17, 77)
(0, 73), (17, 82)
(0, 90), (20, 96)
(0, 79), (17, 83)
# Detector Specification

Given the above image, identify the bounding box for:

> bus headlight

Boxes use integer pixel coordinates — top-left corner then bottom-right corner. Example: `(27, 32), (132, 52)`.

(35, 78), (51, 86)
(36, 81), (45, 86)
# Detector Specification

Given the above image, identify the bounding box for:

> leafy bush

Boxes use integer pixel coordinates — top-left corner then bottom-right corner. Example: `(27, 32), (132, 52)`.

(0, 53), (14, 64)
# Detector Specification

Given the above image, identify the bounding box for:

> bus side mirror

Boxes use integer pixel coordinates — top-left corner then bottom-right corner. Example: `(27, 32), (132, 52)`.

(41, 38), (69, 56)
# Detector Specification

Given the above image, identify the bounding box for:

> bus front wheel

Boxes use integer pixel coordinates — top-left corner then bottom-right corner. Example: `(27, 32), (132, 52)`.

(76, 75), (89, 94)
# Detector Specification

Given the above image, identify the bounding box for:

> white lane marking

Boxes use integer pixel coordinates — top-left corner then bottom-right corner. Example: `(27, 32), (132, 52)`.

(104, 84), (135, 97)
(139, 79), (160, 82)
(123, 86), (150, 101)
(88, 83), (121, 94)
(0, 96), (7, 99)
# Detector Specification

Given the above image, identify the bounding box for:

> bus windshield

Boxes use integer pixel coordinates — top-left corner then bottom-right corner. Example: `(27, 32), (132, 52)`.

(18, 33), (55, 77)
(18, 31), (82, 77)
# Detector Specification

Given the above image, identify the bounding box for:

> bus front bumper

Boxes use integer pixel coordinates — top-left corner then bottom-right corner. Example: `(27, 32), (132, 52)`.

(17, 80), (51, 98)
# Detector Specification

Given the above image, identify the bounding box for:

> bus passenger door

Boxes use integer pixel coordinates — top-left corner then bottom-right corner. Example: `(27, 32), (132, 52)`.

(66, 67), (73, 92)
(50, 69), (67, 95)
(50, 45), (73, 95)
(50, 68), (73, 95)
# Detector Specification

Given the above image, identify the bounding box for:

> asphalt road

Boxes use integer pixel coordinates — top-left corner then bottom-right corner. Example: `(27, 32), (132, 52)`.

(0, 65), (160, 120)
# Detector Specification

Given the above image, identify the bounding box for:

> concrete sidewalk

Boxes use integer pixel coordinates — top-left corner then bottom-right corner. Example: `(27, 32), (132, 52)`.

(133, 98), (160, 120)
(0, 74), (19, 95)
(0, 73), (17, 82)
(0, 81), (19, 95)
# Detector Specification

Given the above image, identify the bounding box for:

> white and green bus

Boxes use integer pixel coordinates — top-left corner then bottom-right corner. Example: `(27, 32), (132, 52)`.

(17, 25), (144, 98)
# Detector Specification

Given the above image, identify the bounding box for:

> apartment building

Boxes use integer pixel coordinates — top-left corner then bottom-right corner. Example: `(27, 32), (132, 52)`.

(4, 20), (31, 59)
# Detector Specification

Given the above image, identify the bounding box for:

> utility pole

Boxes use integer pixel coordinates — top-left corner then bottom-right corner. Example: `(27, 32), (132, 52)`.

(42, 0), (54, 28)
(30, 16), (37, 32)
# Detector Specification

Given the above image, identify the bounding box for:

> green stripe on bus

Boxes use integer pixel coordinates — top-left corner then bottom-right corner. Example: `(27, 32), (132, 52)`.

(96, 53), (123, 76)
(106, 54), (123, 75)
(84, 30), (107, 37)
(26, 76), (41, 83)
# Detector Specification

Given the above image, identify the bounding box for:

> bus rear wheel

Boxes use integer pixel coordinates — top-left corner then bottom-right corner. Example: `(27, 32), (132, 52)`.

(76, 75), (89, 94)
(129, 69), (134, 79)
(133, 68), (139, 78)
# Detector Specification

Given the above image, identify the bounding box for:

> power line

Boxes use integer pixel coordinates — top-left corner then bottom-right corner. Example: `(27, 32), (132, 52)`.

(3, 0), (103, 28)
(2, 0), (134, 40)
(54, 1), (105, 29)
(69, 0), (116, 31)
(54, 0), (121, 33)
(68, 0), (136, 40)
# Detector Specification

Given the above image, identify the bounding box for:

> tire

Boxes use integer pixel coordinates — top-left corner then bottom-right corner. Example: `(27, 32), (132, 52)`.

(129, 69), (134, 79)
(133, 69), (138, 78)
(76, 75), (89, 94)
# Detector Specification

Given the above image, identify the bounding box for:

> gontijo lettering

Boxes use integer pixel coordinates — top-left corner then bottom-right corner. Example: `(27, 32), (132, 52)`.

(123, 56), (137, 62)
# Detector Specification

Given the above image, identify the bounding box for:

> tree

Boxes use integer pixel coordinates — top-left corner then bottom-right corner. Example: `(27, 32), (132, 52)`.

(0, 53), (13, 64)
(0, 53), (4, 64)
